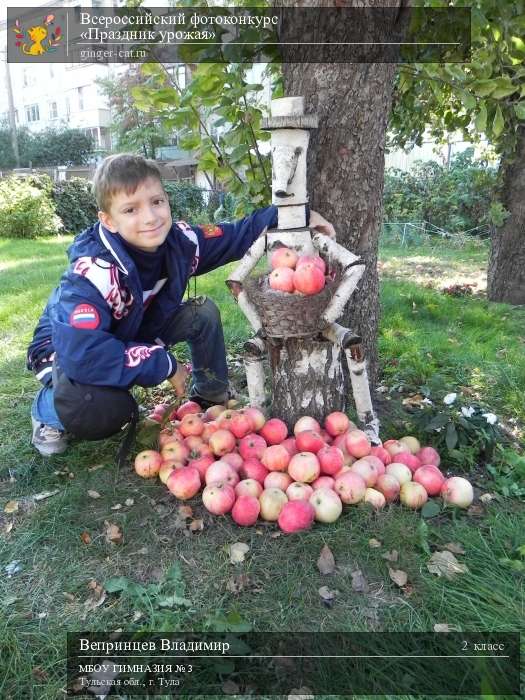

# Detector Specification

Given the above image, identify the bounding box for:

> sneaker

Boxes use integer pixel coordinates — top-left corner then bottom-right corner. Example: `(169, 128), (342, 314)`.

(31, 417), (68, 456)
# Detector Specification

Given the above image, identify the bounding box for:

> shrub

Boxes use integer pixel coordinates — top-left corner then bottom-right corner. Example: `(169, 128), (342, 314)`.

(383, 149), (499, 233)
(0, 176), (62, 239)
(52, 178), (97, 234)
(163, 181), (206, 221)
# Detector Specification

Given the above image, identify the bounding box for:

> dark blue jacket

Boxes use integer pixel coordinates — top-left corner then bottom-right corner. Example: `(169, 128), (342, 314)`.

(27, 206), (277, 389)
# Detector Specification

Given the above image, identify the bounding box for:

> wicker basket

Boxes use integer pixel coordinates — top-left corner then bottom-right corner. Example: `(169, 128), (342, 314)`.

(244, 270), (338, 338)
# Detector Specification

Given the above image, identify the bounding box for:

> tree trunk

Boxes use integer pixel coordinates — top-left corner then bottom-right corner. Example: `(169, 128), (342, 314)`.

(275, 3), (400, 422)
(487, 127), (525, 305)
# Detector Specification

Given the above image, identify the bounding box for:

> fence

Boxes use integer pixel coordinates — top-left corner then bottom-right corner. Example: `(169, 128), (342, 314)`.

(381, 221), (492, 249)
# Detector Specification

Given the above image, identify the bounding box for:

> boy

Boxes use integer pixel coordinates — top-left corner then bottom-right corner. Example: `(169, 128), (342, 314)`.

(27, 154), (334, 456)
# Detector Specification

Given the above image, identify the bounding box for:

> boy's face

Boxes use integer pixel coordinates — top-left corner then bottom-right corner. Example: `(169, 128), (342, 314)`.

(98, 176), (172, 252)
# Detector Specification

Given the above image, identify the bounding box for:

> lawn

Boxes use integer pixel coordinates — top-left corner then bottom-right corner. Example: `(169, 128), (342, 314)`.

(0, 232), (523, 698)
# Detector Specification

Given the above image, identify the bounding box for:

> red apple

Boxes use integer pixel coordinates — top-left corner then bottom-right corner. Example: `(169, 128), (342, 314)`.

(312, 475), (335, 490)
(259, 488), (288, 521)
(184, 435), (204, 451)
(293, 416), (321, 435)
(386, 462), (412, 485)
(413, 465), (445, 496)
(394, 452), (422, 474)
(242, 406), (266, 432)
(187, 454), (214, 481)
(384, 440), (407, 458)
(216, 409), (238, 431)
(259, 418), (288, 445)
(281, 437), (298, 457)
(324, 411), (350, 437)
(278, 500), (315, 533)
(232, 495), (260, 526)
(235, 479), (263, 499)
(364, 488), (386, 510)
(286, 482), (314, 501)
(239, 433), (267, 460)
(375, 474), (401, 502)
(161, 440), (189, 463)
(364, 455), (386, 476)
(166, 466), (201, 500)
(205, 404), (227, 421)
(417, 446), (441, 468)
(134, 450), (162, 478)
(179, 413), (205, 437)
(264, 471), (293, 491)
(345, 430), (372, 459)
(175, 401), (202, 420)
(295, 430), (324, 454)
(205, 460), (239, 487)
(334, 471), (366, 504)
(158, 463), (177, 484)
(221, 452), (244, 472)
(293, 263), (326, 295)
(400, 481), (428, 510)
(399, 435), (421, 455)
(209, 429), (236, 457)
(202, 482), (236, 515)
(370, 445), (392, 465)
(261, 444), (291, 472)
(440, 476), (473, 508)
(350, 458), (378, 487)
(269, 267), (295, 293)
(270, 246), (298, 270)
(317, 446), (344, 476)
(287, 452), (321, 483)
(240, 457), (269, 484)
(296, 254), (326, 275)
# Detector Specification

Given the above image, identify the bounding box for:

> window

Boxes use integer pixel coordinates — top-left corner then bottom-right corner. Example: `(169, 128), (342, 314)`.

(78, 86), (85, 111)
(25, 104), (40, 123)
(49, 101), (58, 119)
(84, 127), (99, 147)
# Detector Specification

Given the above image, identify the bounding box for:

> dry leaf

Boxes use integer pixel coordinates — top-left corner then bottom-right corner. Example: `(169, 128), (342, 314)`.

(434, 623), (459, 632)
(368, 538), (382, 548)
(318, 586), (338, 605)
(229, 542), (250, 564)
(441, 542), (465, 555)
(104, 521), (123, 545)
(226, 573), (251, 594)
(32, 490), (59, 501)
(63, 592), (76, 602)
(189, 518), (204, 532)
(402, 394), (425, 408)
(111, 503), (122, 510)
(178, 505), (193, 518)
(82, 581), (106, 619)
(381, 549), (399, 562)
(5, 521), (14, 534)
(32, 666), (48, 682)
(88, 464), (105, 472)
(317, 544), (335, 575)
(80, 531), (92, 545)
(4, 500), (19, 514)
(88, 490), (101, 499)
(480, 493), (497, 504)
(351, 569), (369, 593)
(427, 551), (468, 580)
(222, 680), (240, 694)
(125, 498), (135, 506)
(389, 568), (408, 587)
(270, 531), (281, 539)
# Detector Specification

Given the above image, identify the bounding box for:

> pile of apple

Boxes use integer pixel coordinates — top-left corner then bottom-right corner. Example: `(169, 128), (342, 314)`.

(268, 247), (327, 296)
(134, 402), (475, 534)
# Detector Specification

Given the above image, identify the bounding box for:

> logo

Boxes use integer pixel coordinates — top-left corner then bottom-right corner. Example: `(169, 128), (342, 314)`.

(124, 345), (162, 368)
(70, 304), (100, 330)
(200, 224), (224, 239)
(12, 15), (62, 56)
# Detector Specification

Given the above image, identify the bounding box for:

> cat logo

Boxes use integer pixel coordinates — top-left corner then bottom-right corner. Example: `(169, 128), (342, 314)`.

(12, 15), (62, 56)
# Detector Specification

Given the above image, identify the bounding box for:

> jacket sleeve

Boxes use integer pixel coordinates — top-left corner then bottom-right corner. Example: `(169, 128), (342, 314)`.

(50, 274), (177, 389)
(177, 205), (278, 276)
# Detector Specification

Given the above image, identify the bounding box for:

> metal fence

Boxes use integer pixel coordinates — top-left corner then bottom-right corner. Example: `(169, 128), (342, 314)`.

(381, 221), (492, 249)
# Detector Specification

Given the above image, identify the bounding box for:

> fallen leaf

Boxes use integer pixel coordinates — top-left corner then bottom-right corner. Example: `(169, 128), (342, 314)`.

(104, 521), (123, 545)
(222, 680), (240, 694)
(32, 666), (48, 682)
(229, 542), (250, 564)
(318, 585), (338, 606)
(270, 531), (281, 539)
(82, 581), (106, 619)
(5, 521), (13, 534)
(88, 464), (105, 472)
(111, 503), (122, 510)
(32, 490), (59, 501)
(427, 551), (468, 580)
(402, 394), (425, 408)
(434, 623), (460, 632)
(480, 493), (497, 504)
(4, 500), (19, 514)
(441, 542), (465, 555)
(467, 504), (484, 517)
(80, 531), (92, 545)
(226, 573), (251, 594)
(63, 592), (76, 602)
(132, 610), (143, 622)
(381, 549), (399, 562)
(88, 490), (101, 499)
(389, 568), (408, 587)
(189, 518), (204, 532)
(125, 498), (135, 506)
(317, 544), (335, 575)
(178, 505), (193, 518)
(369, 538), (382, 548)
(351, 569), (369, 593)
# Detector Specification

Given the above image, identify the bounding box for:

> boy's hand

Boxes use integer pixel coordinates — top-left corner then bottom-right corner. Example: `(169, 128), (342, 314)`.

(168, 363), (189, 397)
(309, 210), (336, 240)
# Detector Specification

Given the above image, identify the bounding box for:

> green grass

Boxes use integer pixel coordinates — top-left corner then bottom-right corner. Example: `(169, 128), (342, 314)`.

(0, 234), (524, 698)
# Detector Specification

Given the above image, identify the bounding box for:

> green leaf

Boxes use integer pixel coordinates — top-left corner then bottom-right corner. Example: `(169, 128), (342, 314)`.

(445, 422), (458, 450)
(457, 90), (476, 110)
(472, 79), (499, 97)
(425, 413), (449, 431)
(417, 519), (431, 555)
(475, 101), (487, 132)
(514, 102), (525, 120)
(492, 104), (505, 138)
(156, 594), (192, 608)
(421, 500), (441, 519)
(104, 577), (130, 593)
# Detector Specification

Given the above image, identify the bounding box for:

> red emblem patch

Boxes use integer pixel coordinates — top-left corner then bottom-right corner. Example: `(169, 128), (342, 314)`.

(200, 224), (223, 239)
(69, 303), (100, 330)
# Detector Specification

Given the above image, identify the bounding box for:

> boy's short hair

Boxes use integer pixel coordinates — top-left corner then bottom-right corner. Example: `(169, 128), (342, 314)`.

(93, 154), (163, 212)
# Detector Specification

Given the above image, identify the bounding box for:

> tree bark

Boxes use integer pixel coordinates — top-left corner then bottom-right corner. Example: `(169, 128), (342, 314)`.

(487, 127), (525, 305)
(272, 2), (400, 423)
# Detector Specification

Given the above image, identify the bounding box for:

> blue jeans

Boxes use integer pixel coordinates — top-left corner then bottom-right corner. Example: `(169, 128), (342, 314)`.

(32, 296), (228, 428)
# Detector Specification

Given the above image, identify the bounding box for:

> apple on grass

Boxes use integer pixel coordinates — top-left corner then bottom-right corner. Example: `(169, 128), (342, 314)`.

(166, 467), (201, 500)
(202, 482), (236, 515)
(259, 488), (288, 521)
(278, 500), (315, 533)
(309, 488), (342, 523)
(232, 496), (260, 526)
(134, 450), (162, 478)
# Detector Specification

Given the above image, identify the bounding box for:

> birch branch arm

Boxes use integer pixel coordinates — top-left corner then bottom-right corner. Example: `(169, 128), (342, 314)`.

(321, 322), (361, 348)
(311, 232), (361, 269)
(321, 265), (365, 326)
(226, 233), (267, 284)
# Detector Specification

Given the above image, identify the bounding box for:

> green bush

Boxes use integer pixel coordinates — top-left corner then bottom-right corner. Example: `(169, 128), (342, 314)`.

(0, 123), (94, 169)
(0, 176), (62, 239)
(163, 181), (207, 221)
(52, 178), (97, 234)
(383, 149), (499, 233)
